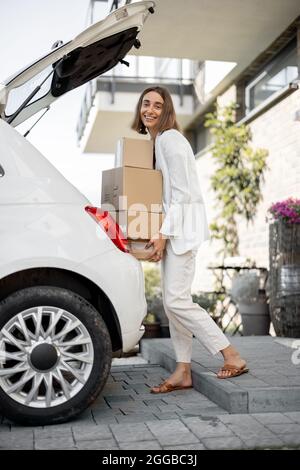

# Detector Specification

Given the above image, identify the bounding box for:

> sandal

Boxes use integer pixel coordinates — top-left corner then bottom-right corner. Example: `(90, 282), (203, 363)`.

(150, 381), (193, 394)
(217, 364), (249, 379)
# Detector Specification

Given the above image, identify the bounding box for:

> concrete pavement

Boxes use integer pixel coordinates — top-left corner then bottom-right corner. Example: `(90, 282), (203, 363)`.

(0, 336), (300, 450)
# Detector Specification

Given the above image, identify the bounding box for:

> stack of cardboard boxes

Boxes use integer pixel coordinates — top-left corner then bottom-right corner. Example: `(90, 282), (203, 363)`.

(101, 138), (163, 260)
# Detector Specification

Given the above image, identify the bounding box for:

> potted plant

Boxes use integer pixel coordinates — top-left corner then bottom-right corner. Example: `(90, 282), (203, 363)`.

(204, 103), (268, 334)
(267, 197), (300, 337)
(143, 264), (169, 337)
(142, 312), (161, 339)
(230, 271), (270, 335)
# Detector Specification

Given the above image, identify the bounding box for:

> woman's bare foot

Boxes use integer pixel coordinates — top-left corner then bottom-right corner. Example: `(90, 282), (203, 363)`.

(163, 368), (192, 388)
(218, 345), (247, 378)
(151, 362), (192, 392)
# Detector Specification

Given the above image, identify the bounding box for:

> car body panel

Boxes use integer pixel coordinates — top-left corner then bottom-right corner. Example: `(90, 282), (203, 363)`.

(0, 106), (147, 353)
(0, 1), (155, 127)
(0, 3), (156, 424)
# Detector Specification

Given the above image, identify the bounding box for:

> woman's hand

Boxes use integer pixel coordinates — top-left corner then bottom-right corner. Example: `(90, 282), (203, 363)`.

(145, 233), (167, 262)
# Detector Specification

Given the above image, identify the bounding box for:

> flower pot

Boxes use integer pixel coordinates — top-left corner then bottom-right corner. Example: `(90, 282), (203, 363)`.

(270, 297), (300, 338)
(143, 322), (161, 339)
(238, 302), (270, 336)
(269, 222), (300, 337)
(146, 296), (170, 337)
(277, 222), (300, 254)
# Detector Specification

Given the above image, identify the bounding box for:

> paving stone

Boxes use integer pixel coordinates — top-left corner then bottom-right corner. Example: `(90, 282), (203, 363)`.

(0, 425), (10, 432)
(182, 417), (234, 439)
(144, 404), (161, 414)
(201, 436), (245, 450)
(227, 424), (276, 442)
(90, 399), (111, 409)
(132, 394), (168, 402)
(176, 404), (227, 418)
(144, 338), (300, 414)
(284, 411), (300, 423)
(34, 427), (73, 439)
(0, 434), (34, 450)
(280, 433), (300, 447)
(124, 378), (150, 384)
(126, 373), (148, 380)
(2, 340), (300, 451)
(217, 413), (278, 442)
(236, 378), (272, 388)
(153, 412), (180, 420)
(118, 400), (149, 410)
(157, 404), (182, 413)
(242, 436), (285, 449)
(119, 440), (162, 450)
(198, 408), (229, 417)
(265, 423), (300, 435)
(252, 412), (294, 425)
(72, 424), (113, 441)
(105, 393), (136, 401)
(260, 376), (300, 386)
(218, 413), (266, 426)
(76, 439), (119, 450)
(35, 437), (75, 450)
(176, 399), (214, 408)
(146, 419), (199, 446)
(92, 415), (119, 424)
(143, 399), (166, 407)
(164, 443), (206, 450)
(115, 413), (159, 423)
(128, 384), (153, 394)
(103, 382), (130, 392)
(248, 387), (300, 413)
(110, 423), (154, 443)
(110, 373), (128, 381)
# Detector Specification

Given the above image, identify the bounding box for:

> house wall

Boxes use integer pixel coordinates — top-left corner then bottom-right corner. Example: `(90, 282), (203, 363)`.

(192, 88), (300, 293)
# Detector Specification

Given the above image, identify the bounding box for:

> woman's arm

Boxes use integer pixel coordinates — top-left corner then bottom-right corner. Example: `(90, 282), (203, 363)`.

(159, 132), (190, 238)
(145, 132), (191, 261)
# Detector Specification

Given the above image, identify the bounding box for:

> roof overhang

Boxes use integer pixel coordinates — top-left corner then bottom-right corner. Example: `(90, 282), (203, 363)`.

(134, 0), (300, 65)
(131, 0), (300, 129)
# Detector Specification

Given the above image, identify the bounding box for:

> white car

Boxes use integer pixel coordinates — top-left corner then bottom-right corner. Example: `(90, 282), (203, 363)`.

(0, 1), (155, 425)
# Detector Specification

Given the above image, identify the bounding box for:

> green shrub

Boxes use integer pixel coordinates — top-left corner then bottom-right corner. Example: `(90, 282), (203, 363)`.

(192, 292), (218, 313)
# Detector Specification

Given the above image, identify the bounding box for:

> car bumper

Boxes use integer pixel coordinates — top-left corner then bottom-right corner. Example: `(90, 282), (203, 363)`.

(75, 248), (147, 352)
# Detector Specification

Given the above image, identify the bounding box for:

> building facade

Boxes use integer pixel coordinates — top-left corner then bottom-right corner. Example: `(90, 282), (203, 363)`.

(77, 1), (300, 293)
(191, 18), (300, 292)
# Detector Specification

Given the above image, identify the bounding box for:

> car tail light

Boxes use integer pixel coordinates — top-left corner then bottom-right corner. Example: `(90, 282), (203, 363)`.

(85, 206), (129, 253)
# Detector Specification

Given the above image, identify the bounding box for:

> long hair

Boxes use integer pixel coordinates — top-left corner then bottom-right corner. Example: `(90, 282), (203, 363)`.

(131, 86), (180, 135)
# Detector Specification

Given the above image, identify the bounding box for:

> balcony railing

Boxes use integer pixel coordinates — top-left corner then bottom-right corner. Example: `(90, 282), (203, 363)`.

(76, 72), (195, 145)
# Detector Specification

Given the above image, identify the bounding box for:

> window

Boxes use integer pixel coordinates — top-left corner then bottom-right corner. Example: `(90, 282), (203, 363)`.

(5, 66), (52, 117)
(245, 39), (298, 113)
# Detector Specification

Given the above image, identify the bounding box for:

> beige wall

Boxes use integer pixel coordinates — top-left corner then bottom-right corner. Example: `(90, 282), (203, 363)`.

(192, 88), (300, 293)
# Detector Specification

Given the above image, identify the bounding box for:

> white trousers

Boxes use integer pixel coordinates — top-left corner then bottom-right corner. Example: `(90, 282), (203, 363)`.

(161, 241), (230, 363)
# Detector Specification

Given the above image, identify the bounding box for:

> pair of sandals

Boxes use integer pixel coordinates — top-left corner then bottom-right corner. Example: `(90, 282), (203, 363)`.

(150, 364), (249, 394)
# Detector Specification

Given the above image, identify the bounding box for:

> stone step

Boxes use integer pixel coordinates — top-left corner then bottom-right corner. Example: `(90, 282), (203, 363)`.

(140, 336), (300, 414)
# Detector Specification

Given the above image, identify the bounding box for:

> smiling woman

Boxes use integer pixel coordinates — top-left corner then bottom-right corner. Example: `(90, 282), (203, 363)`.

(130, 86), (249, 388)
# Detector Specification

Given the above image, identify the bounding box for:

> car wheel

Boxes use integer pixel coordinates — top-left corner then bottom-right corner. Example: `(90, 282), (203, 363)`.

(0, 286), (112, 425)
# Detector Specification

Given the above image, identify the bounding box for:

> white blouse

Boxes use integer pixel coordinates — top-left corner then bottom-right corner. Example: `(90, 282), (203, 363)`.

(155, 129), (210, 255)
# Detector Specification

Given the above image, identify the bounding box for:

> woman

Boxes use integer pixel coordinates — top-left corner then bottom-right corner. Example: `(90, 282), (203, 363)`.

(132, 86), (248, 393)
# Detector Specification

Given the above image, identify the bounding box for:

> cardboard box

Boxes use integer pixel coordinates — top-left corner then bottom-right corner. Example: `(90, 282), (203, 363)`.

(101, 167), (162, 213)
(115, 138), (153, 169)
(115, 210), (164, 240)
(128, 240), (154, 260)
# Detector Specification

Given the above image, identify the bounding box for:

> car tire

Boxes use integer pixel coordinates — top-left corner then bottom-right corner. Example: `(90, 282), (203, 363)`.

(0, 286), (112, 426)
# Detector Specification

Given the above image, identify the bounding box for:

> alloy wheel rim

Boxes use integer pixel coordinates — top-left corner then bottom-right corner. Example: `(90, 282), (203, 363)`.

(0, 306), (94, 408)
